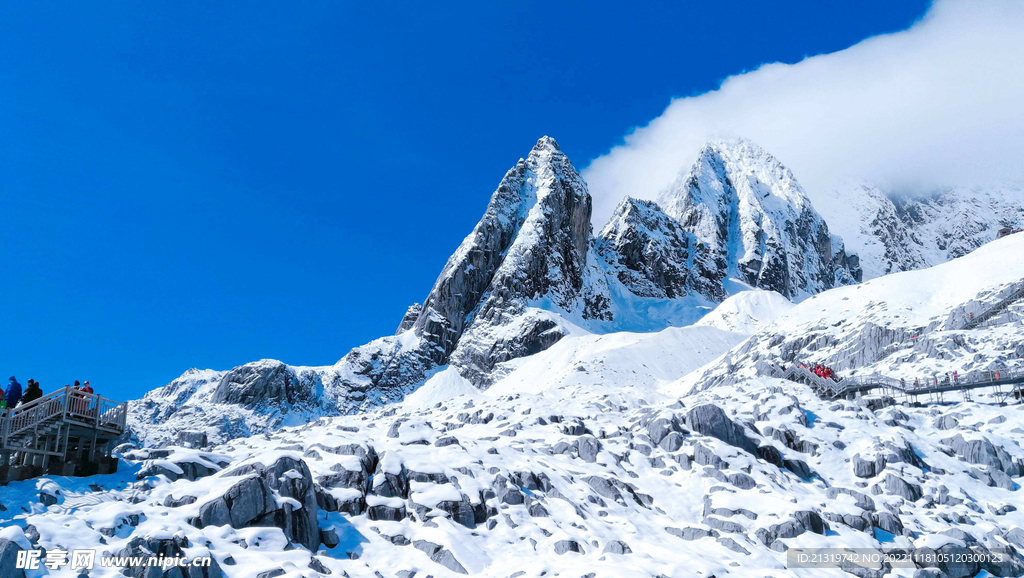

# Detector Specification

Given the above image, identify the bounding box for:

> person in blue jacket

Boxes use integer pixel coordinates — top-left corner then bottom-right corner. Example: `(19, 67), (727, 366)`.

(4, 376), (22, 409)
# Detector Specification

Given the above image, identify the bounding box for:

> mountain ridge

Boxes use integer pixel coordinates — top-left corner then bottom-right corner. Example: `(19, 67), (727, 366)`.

(127, 136), (1017, 448)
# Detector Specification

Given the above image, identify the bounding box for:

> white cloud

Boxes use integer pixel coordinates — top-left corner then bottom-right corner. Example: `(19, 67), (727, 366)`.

(583, 0), (1024, 226)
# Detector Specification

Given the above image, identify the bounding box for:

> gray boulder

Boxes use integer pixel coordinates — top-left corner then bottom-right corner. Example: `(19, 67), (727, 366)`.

(728, 473), (756, 490)
(717, 536), (750, 555)
(602, 540), (632, 554)
(583, 475), (622, 503)
(647, 415), (685, 445)
(826, 487), (876, 511)
(943, 434), (1023, 476)
(884, 474), (922, 502)
(756, 511), (826, 546)
(176, 430), (208, 448)
(693, 443), (728, 469)
(666, 526), (717, 541)
(873, 511), (904, 536)
(685, 405), (758, 455)
(704, 516), (746, 534)
(413, 541), (468, 574)
(210, 359), (317, 407)
(576, 435), (601, 463)
(553, 539), (585, 555)
(117, 534), (222, 578)
(138, 458), (222, 482)
(853, 454), (876, 478)
(195, 456), (321, 551)
(0, 539), (25, 578)
(367, 503), (407, 521)
(784, 458), (815, 481)
(659, 432), (685, 452)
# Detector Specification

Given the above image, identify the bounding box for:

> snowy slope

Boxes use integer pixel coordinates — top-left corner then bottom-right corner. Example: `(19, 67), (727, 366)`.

(8, 358), (1024, 577)
(487, 324), (747, 398)
(694, 289), (794, 335)
(688, 232), (1024, 392)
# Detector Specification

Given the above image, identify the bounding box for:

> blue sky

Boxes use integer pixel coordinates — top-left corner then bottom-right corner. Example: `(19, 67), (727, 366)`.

(0, 1), (929, 402)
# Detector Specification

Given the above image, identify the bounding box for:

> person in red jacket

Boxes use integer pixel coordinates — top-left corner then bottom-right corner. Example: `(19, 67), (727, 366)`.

(81, 381), (96, 416)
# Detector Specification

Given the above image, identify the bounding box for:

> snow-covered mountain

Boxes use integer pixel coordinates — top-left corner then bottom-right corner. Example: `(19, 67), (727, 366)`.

(817, 181), (1024, 280)
(685, 232), (1024, 394)
(6, 234), (1024, 578)
(658, 139), (862, 301)
(128, 136), (1020, 451)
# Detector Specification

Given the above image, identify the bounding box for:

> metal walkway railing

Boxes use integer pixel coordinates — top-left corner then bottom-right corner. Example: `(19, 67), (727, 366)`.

(774, 365), (1024, 401)
(961, 283), (1024, 330)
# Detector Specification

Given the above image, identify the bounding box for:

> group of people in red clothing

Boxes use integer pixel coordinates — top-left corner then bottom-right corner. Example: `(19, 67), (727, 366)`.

(798, 363), (838, 381)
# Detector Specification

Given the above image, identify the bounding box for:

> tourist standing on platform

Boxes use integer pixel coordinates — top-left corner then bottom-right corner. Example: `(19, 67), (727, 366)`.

(22, 380), (43, 405)
(81, 381), (96, 415)
(4, 376), (22, 409)
(71, 382), (86, 414)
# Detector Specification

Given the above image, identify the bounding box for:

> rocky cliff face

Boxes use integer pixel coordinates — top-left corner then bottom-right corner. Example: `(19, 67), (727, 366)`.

(818, 181), (1024, 280)
(658, 139), (862, 301)
(432, 137), (608, 384)
(595, 197), (724, 303)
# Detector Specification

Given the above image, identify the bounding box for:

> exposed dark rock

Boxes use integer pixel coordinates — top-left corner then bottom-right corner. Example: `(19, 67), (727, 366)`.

(873, 511), (904, 536)
(194, 457), (320, 551)
(784, 458), (815, 481)
(0, 539), (25, 578)
(686, 405), (757, 455)
(943, 434), (1023, 476)
(853, 454), (877, 478)
(211, 360), (316, 408)
(602, 540), (632, 554)
(435, 436), (460, 447)
(597, 197), (724, 302)
(117, 534), (222, 578)
(553, 539), (585, 555)
(884, 474), (922, 502)
(175, 430), (208, 448)
(757, 444), (785, 468)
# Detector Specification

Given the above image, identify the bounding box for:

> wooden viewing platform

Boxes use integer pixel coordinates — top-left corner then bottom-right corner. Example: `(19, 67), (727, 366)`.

(0, 387), (127, 484)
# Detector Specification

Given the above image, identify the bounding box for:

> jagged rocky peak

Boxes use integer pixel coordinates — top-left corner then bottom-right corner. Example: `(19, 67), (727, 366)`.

(408, 135), (589, 363)
(596, 196), (724, 302)
(658, 138), (861, 301)
(395, 302), (421, 334)
(210, 359), (319, 407)
(443, 136), (602, 384)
